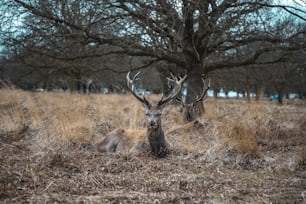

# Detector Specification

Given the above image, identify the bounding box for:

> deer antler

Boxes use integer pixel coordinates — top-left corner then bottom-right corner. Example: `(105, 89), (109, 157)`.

(176, 75), (210, 106)
(194, 76), (210, 103)
(126, 71), (151, 107)
(158, 73), (187, 107)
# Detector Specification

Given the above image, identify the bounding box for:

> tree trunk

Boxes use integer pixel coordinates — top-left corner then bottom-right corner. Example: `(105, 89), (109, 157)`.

(276, 81), (285, 105)
(70, 79), (78, 93)
(182, 64), (205, 122)
(213, 87), (218, 99)
(255, 84), (264, 101)
(277, 90), (284, 105)
(246, 79), (251, 102)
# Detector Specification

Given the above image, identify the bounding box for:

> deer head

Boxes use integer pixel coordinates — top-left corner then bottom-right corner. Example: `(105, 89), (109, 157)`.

(126, 71), (186, 157)
(127, 71), (186, 128)
(176, 75), (210, 122)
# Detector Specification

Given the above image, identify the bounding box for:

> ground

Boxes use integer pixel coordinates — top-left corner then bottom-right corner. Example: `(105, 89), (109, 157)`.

(0, 89), (305, 203)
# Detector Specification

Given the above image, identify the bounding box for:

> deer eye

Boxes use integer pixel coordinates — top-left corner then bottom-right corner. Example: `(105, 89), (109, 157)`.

(145, 113), (150, 116)
(155, 113), (161, 117)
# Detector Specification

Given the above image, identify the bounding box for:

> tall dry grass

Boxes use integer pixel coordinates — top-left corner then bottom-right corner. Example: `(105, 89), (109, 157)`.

(0, 89), (151, 151)
(0, 88), (305, 169)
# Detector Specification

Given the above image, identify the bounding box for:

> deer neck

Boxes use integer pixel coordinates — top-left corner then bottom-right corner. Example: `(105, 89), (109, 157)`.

(147, 125), (164, 143)
(146, 125), (168, 157)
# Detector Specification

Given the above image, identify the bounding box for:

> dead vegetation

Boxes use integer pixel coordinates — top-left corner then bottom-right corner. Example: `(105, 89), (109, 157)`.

(0, 88), (305, 203)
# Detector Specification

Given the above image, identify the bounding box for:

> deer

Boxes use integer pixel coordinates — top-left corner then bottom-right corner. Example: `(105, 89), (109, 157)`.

(96, 71), (187, 157)
(171, 75), (210, 122)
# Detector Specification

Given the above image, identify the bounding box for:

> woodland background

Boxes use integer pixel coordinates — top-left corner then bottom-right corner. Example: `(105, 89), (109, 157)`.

(0, 0), (305, 105)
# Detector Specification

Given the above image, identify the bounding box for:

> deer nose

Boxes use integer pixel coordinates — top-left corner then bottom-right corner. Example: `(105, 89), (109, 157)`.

(149, 120), (156, 127)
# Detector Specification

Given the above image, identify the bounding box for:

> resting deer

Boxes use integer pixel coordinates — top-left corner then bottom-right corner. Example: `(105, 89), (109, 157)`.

(172, 75), (210, 122)
(96, 71), (186, 157)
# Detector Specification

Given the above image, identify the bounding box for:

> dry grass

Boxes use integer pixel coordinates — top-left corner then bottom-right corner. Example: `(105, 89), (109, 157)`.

(0, 88), (305, 203)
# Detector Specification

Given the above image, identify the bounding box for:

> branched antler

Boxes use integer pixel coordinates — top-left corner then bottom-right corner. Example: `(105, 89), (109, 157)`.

(193, 77), (210, 103)
(158, 73), (187, 106)
(126, 71), (150, 107)
(127, 71), (186, 107)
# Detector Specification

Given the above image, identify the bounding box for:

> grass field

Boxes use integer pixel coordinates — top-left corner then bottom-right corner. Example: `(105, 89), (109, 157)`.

(0, 88), (305, 203)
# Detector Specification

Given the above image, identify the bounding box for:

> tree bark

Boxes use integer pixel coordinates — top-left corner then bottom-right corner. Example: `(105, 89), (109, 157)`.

(255, 84), (265, 101)
(182, 64), (205, 121)
(276, 81), (285, 105)
(246, 79), (251, 102)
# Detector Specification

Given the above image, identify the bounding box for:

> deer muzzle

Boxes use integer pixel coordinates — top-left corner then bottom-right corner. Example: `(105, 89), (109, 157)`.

(148, 120), (158, 129)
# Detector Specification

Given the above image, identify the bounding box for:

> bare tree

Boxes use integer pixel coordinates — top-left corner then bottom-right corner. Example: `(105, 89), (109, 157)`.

(0, 0), (132, 90)
(1, 0), (305, 112)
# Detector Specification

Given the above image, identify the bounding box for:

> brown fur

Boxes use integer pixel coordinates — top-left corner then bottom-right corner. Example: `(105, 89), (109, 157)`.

(96, 129), (148, 154)
(96, 105), (170, 157)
